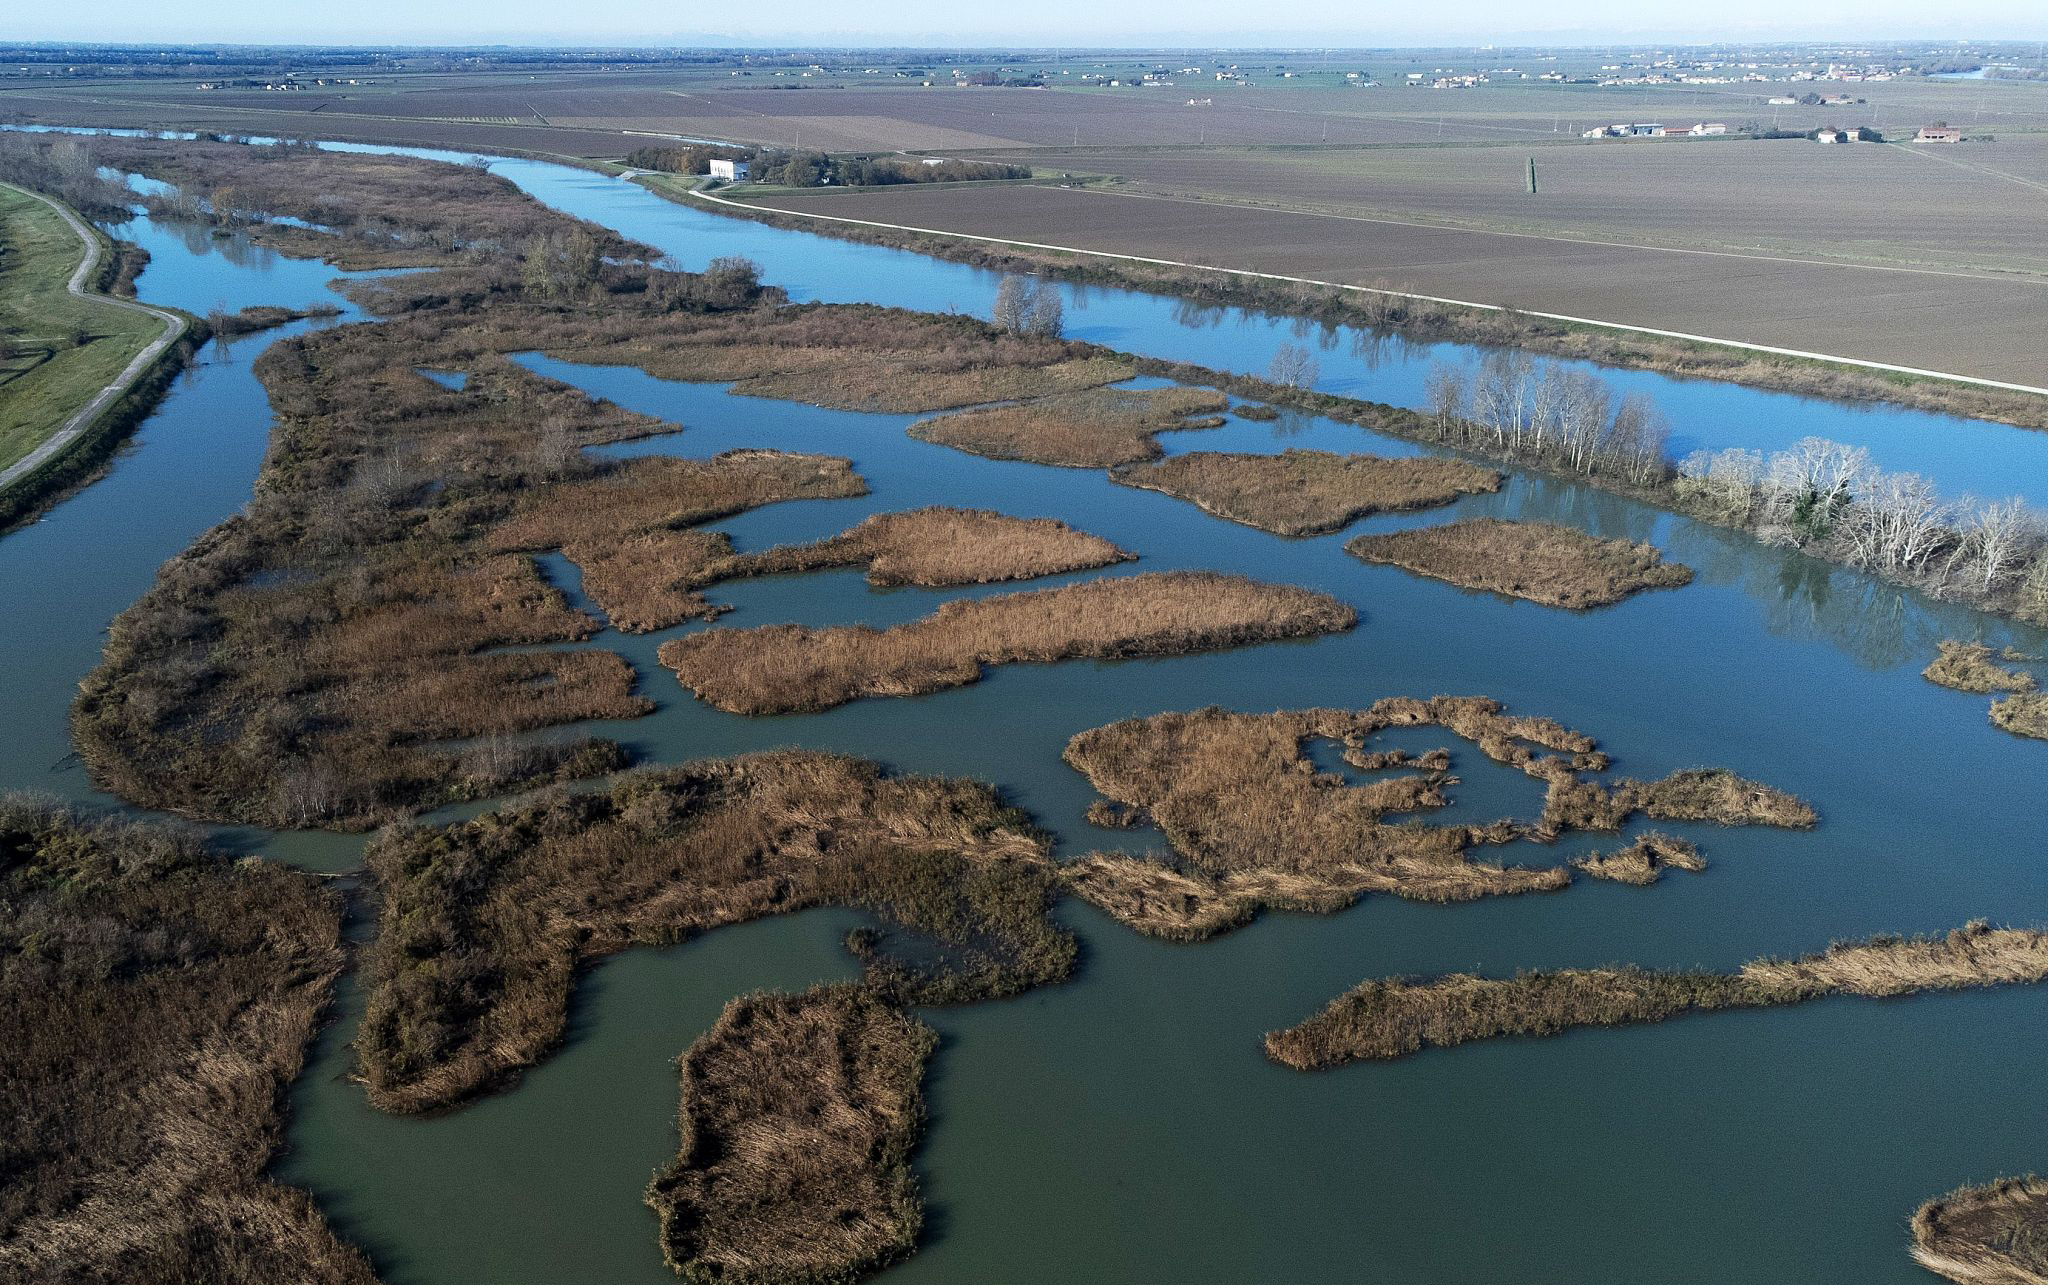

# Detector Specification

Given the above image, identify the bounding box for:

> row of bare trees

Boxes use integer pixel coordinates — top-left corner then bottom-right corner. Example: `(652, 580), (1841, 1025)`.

(1676, 437), (2048, 610)
(1420, 353), (1671, 486)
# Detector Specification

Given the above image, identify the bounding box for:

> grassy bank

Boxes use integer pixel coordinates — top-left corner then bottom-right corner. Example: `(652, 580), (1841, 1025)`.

(0, 184), (170, 476)
(648, 985), (934, 1285)
(1060, 698), (1812, 941)
(1345, 519), (1695, 608)
(0, 798), (374, 1285)
(1109, 448), (1501, 536)
(357, 751), (1073, 1114)
(1911, 1175), (2048, 1285)
(656, 571), (1355, 716)
(1266, 922), (2048, 1070)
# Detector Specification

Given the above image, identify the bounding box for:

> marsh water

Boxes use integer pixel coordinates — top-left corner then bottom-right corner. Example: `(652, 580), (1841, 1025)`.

(6, 129), (2048, 1284)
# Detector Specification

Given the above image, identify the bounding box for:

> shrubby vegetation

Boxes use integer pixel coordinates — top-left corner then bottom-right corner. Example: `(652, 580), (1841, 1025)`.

(1060, 698), (1812, 940)
(1266, 922), (2048, 1070)
(648, 985), (934, 1285)
(357, 752), (1074, 1113)
(0, 798), (373, 1285)
(636, 141), (1030, 189)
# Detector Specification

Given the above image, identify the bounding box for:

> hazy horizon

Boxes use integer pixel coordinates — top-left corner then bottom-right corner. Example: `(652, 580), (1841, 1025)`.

(7, 0), (2044, 51)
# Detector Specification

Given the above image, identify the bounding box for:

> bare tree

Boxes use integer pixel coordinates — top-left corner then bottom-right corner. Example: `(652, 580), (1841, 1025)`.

(1266, 343), (1320, 389)
(1843, 470), (1952, 576)
(1551, 368), (1611, 473)
(1765, 437), (1869, 540)
(1024, 285), (1064, 338)
(992, 275), (1032, 333)
(1422, 361), (1467, 440)
(1956, 496), (2039, 593)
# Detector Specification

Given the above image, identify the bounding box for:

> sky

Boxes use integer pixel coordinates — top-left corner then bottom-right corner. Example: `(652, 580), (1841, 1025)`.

(8, 0), (2044, 47)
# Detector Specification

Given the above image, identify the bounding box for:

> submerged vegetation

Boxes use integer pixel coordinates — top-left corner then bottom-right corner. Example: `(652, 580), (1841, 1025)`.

(0, 799), (374, 1285)
(907, 384), (1228, 468)
(1345, 519), (1694, 608)
(357, 751), (1072, 1114)
(1108, 448), (1501, 536)
(1912, 1175), (2048, 1285)
(1059, 698), (1812, 941)
(1266, 922), (2048, 1070)
(657, 571), (1354, 716)
(648, 985), (934, 1285)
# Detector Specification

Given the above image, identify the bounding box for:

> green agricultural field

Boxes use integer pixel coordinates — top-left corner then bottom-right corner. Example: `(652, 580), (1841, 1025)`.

(0, 184), (166, 476)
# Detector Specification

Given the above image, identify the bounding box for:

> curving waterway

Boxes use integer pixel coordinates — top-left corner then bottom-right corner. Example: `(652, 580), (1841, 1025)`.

(5, 128), (2048, 1285)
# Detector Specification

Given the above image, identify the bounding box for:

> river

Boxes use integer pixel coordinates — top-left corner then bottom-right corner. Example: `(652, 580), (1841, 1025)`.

(4, 128), (2046, 1285)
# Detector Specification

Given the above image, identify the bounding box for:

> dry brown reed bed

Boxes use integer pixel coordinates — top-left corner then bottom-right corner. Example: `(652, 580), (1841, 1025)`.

(907, 385), (1229, 468)
(1925, 642), (2039, 695)
(1265, 922), (2048, 1071)
(358, 751), (1073, 1114)
(1058, 698), (1812, 941)
(500, 504), (1131, 634)
(548, 302), (1133, 413)
(1109, 448), (1501, 536)
(648, 985), (934, 1285)
(0, 799), (375, 1285)
(1345, 518), (1694, 608)
(1912, 1176), (2048, 1285)
(1570, 833), (1704, 886)
(1991, 693), (2048, 741)
(656, 571), (1354, 716)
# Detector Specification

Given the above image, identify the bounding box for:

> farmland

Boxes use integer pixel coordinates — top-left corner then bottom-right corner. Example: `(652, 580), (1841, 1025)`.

(741, 179), (2048, 386)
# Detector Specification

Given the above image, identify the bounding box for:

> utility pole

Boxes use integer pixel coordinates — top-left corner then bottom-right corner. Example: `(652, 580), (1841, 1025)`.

(1527, 156), (1538, 193)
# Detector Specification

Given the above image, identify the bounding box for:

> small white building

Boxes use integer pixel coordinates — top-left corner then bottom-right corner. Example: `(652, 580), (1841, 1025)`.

(708, 159), (749, 182)
(1815, 129), (1844, 144)
(1691, 122), (1728, 136)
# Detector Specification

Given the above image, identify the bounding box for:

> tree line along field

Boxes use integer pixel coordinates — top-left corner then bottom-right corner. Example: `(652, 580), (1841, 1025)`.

(744, 179), (2048, 387)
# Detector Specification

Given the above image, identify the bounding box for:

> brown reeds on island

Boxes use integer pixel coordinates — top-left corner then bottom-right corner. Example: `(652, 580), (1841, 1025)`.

(1264, 922), (2048, 1071)
(1991, 693), (2048, 741)
(655, 571), (1356, 716)
(0, 799), (375, 1285)
(356, 751), (1074, 1115)
(1057, 698), (1813, 941)
(1110, 448), (1502, 536)
(1571, 833), (1704, 886)
(648, 985), (934, 1285)
(1911, 1175), (2048, 1285)
(498, 504), (1133, 634)
(1345, 518), (1693, 607)
(548, 300), (1136, 413)
(1924, 641), (2038, 695)
(907, 384), (1230, 468)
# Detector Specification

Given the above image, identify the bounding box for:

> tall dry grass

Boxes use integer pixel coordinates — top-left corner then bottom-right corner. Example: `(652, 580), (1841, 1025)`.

(655, 571), (1354, 716)
(357, 751), (1073, 1114)
(1345, 518), (1694, 608)
(648, 985), (933, 1285)
(1991, 693), (2048, 741)
(1059, 698), (1811, 940)
(1911, 1175), (2048, 1285)
(1266, 922), (2048, 1070)
(1924, 642), (2038, 695)
(907, 385), (1229, 468)
(1111, 448), (1501, 536)
(0, 798), (374, 1285)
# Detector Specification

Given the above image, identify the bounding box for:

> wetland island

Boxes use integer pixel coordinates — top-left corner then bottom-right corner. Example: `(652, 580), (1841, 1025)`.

(4, 25), (2048, 1285)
